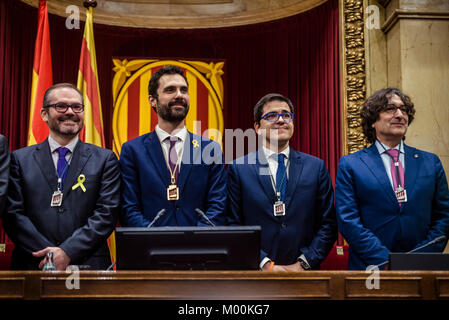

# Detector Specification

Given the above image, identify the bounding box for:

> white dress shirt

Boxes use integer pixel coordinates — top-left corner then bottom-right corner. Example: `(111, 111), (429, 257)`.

(155, 125), (188, 170)
(48, 135), (79, 171)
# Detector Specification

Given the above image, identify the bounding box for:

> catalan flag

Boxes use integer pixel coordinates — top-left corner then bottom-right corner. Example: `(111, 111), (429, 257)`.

(77, 6), (114, 265)
(77, 6), (105, 148)
(28, 0), (52, 146)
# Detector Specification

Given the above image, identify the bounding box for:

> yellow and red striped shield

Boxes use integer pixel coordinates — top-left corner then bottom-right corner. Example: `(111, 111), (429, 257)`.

(112, 59), (224, 156)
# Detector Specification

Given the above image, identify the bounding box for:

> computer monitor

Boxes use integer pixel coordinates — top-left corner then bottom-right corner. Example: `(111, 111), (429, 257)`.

(389, 253), (449, 270)
(115, 226), (261, 270)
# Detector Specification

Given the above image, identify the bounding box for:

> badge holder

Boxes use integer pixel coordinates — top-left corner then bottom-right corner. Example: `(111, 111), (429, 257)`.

(51, 178), (63, 207)
(273, 192), (286, 217)
(395, 187), (407, 203)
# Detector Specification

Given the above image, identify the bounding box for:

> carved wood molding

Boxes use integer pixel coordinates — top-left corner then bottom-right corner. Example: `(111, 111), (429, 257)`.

(340, 0), (368, 155)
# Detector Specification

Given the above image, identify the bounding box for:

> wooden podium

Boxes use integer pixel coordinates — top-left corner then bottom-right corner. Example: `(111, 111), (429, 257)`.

(0, 270), (448, 300)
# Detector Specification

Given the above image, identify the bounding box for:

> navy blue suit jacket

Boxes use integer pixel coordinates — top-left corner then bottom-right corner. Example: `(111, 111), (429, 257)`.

(227, 149), (337, 269)
(335, 144), (449, 270)
(0, 135), (9, 218)
(4, 139), (120, 270)
(119, 131), (227, 227)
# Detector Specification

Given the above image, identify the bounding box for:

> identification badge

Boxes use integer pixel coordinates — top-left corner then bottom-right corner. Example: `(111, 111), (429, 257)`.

(273, 200), (286, 217)
(51, 190), (63, 207)
(167, 184), (179, 201)
(395, 187), (407, 203)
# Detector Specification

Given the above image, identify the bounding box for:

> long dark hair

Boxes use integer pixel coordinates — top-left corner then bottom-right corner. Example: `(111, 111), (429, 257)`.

(361, 88), (415, 144)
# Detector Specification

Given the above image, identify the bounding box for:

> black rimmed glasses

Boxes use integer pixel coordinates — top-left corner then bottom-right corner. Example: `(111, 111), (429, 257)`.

(382, 104), (408, 115)
(261, 112), (295, 123)
(45, 103), (84, 113)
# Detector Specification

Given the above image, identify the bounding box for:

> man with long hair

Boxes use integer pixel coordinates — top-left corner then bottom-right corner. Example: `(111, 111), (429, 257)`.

(335, 88), (449, 270)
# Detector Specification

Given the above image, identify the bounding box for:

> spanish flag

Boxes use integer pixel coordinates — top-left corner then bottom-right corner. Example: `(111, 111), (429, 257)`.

(28, 0), (52, 146)
(77, 6), (115, 266)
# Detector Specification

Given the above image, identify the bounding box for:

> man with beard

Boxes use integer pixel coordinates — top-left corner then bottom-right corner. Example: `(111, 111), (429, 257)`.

(227, 93), (337, 271)
(120, 65), (226, 227)
(3, 83), (120, 270)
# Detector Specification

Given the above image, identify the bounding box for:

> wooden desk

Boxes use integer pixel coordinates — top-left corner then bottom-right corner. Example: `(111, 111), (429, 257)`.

(0, 270), (448, 300)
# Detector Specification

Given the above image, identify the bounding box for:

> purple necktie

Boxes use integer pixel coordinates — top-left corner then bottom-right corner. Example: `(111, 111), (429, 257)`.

(168, 137), (179, 184)
(57, 147), (69, 189)
(386, 149), (404, 191)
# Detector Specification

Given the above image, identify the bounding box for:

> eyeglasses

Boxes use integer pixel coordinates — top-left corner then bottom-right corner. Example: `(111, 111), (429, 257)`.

(261, 112), (295, 123)
(45, 103), (84, 113)
(382, 104), (408, 115)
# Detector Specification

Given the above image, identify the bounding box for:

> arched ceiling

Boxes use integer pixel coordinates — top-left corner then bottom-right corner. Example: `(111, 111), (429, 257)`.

(20, 0), (327, 29)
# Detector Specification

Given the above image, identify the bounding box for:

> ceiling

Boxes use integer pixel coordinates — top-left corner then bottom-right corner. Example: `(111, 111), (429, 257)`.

(20, 0), (327, 29)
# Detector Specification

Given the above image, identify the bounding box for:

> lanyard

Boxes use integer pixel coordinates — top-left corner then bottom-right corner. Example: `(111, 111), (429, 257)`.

(267, 155), (290, 201)
(378, 140), (403, 188)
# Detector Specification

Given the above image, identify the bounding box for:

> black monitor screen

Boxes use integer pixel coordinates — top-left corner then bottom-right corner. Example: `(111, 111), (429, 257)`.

(116, 226), (261, 270)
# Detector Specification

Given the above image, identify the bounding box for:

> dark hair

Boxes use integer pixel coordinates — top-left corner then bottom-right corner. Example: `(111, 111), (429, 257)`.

(43, 83), (84, 107)
(253, 93), (294, 124)
(148, 65), (188, 98)
(361, 88), (415, 144)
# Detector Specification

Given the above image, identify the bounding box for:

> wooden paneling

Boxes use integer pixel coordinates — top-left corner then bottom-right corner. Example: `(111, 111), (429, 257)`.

(1, 271), (448, 300)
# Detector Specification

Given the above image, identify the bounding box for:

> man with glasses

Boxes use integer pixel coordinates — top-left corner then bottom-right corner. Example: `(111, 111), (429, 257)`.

(3, 83), (120, 270)
(227, 93), (337, 271)
(335, 88), (449, 270)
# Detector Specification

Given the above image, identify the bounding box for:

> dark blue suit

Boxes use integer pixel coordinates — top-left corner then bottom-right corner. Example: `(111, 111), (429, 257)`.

(119, 131), (227, 227)
(227, 149), (337, 269)
(335, 144), (449, 270)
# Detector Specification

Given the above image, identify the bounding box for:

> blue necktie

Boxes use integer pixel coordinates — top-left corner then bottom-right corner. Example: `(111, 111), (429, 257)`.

(276, 154), (287, 201)
(57, 147), (69, 189)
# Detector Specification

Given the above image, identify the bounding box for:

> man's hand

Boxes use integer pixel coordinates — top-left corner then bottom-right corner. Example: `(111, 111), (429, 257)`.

(282, 261), (304, 271)
(262, 260), (304, 272)
(32, 247), (71, 271)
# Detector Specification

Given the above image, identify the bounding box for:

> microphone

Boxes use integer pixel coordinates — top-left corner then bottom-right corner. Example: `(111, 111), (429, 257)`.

(376, 235), (448, 269)
(147, 209), (166, 228)
(408, 235), (447, 253)
(195, 208), (215, 227)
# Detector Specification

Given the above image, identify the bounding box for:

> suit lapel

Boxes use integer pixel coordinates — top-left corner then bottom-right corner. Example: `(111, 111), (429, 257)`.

(177, 132), (197, 191)
(144, 131), (171, 185)
(360, 144), (398, 206)
(63, 141), (92, 195)
(284, 150), (303, 206)
(254, 150), (277, 202)
(34, 139), (58, 191)
(403, 144), (420, 203)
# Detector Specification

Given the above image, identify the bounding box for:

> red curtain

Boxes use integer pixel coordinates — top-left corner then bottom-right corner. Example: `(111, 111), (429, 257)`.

(1, 0), (340, 179)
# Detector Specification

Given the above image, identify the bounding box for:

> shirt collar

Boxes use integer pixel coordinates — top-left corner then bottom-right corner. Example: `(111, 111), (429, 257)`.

(375, 140), (404, 155)
(155, 125), (187, 143)
(262, 145), (290, 161)
(48, 135), (79, 153)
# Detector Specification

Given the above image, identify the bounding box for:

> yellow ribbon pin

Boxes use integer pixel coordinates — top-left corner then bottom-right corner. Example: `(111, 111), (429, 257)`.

(192, 139), (199, 148)
(72, 174), (86, 192)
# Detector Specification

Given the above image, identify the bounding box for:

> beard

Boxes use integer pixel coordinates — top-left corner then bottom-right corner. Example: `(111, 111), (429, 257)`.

(156, 98), (189, 122)
(47, 113), (84, 137)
